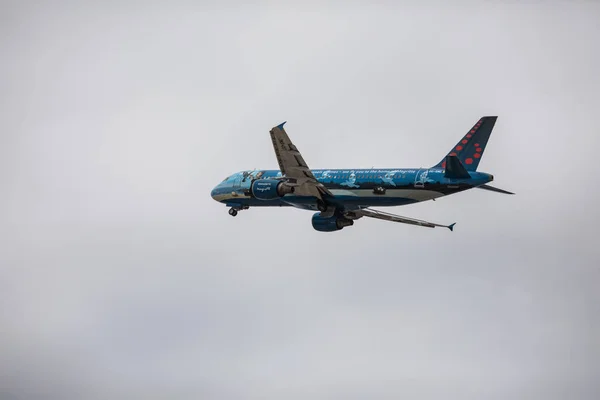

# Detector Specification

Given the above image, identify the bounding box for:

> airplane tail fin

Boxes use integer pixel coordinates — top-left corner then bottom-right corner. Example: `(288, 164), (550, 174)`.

(433, 116), (497, 172)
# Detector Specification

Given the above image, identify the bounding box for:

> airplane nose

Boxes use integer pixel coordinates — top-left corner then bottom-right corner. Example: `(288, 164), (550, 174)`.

(211, 187), (218, 200)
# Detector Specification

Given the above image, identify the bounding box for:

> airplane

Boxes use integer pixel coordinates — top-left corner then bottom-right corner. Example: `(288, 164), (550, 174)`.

(210, 116), (513, 232)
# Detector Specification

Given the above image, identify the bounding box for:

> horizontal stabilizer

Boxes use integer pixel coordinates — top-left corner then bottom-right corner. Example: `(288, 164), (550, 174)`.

(444, 155), (471, 179)
(477, 184), (515, 195)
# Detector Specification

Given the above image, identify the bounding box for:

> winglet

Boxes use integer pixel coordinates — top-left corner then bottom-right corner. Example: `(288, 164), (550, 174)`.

(448, 223), (456, 232)
(276, 121), (287, 129)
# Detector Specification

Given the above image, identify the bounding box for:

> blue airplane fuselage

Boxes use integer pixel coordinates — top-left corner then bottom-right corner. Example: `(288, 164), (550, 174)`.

(211, 167), (493, 211)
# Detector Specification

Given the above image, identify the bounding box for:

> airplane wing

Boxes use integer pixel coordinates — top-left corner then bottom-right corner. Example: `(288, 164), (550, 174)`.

(269, 122), (332, 199)
(346, 208), (456, 231)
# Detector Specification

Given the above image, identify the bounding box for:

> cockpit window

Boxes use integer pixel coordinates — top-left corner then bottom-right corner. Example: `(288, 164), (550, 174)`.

(222, 176), (231, 182)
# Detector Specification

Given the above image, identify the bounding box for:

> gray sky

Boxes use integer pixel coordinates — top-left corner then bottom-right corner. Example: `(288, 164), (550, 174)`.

(1, 2), (599, 399)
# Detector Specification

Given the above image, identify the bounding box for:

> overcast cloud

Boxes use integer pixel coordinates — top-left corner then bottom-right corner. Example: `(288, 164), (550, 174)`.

(1, 2), (599, 399)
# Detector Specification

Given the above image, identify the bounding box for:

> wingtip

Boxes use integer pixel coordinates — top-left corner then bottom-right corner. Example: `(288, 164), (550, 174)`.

(276, 121), (287, 129)
(448, 223), (456, 232)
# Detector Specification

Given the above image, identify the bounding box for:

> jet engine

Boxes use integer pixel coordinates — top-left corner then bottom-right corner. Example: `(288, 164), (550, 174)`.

(311, 212), (354, 232)
(250, 179), (295, 200)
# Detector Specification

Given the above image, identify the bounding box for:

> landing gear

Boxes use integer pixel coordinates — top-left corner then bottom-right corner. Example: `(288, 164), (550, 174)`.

(227, 204), (248, 217)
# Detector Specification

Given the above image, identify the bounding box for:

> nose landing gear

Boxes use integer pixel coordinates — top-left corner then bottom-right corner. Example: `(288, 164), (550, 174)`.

(228, 204), (249, 217)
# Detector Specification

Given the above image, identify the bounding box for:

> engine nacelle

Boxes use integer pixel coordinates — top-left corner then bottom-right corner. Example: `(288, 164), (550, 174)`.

(251, 179), (295, 200)
(311, 213), (354, 232)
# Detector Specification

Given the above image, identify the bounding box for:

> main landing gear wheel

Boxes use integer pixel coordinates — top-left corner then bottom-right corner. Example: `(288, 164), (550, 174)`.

(228, 208), (238, 217)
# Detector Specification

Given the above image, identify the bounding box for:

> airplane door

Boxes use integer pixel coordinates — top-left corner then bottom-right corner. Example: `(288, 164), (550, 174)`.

(414, 169), (427, 188)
